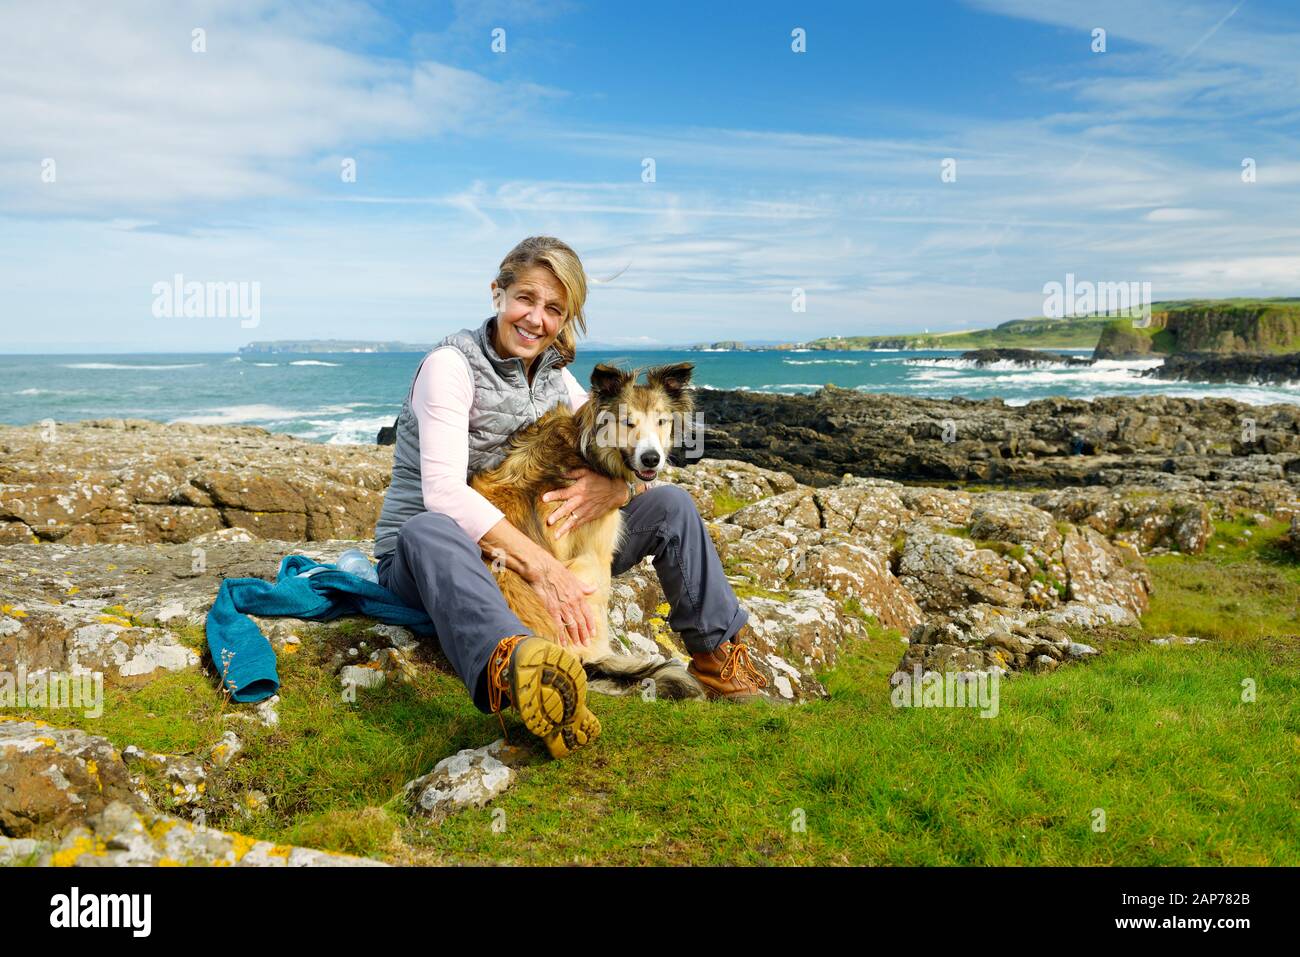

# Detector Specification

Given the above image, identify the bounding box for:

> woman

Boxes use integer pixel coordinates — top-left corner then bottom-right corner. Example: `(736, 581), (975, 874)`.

(373, 236), (766, 759)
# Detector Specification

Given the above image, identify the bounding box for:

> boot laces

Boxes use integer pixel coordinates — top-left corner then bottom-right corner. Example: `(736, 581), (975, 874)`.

(720, 640), (768, 690)
(487, 634), (526, 742)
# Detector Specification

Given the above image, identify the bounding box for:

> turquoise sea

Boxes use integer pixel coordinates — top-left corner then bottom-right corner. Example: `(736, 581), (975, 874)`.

(3, 349), (1299, 444)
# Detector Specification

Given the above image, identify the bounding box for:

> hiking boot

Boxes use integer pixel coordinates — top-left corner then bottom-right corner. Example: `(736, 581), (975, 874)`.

(688, 626), (769, 702)
(486, 634), (601, 759)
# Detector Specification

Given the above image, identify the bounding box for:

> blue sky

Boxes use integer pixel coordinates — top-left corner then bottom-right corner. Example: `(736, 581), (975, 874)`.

(1, 0), (1298, 352)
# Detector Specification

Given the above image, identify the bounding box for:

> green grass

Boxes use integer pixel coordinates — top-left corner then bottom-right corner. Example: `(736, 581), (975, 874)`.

(4, 520), (1298, 865)
(1141, 517), (1299, 642)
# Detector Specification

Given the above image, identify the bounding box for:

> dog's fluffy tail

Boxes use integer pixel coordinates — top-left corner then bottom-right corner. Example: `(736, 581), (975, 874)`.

(585, 653), (706, 701)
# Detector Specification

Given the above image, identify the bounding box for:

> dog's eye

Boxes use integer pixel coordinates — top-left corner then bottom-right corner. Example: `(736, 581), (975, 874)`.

(658, 417), (670, 427)
(622, 418), (634, 428)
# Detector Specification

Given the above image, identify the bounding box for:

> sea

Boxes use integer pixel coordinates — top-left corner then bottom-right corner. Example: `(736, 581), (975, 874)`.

(3, 349), (1299, 445)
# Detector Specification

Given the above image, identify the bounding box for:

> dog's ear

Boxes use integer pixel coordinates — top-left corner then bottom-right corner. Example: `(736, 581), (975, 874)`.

(590, 363), (630, 399)
(646, 362), (694, 399)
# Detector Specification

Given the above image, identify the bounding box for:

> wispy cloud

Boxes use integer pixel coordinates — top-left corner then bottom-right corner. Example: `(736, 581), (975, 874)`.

(2, 0), (1297, 351)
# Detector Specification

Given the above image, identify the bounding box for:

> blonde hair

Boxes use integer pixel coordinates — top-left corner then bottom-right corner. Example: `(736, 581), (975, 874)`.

(495, 236), (588, 367)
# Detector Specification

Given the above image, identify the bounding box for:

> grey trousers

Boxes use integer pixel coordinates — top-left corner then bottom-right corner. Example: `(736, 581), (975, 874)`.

(377, 484), (749, 714)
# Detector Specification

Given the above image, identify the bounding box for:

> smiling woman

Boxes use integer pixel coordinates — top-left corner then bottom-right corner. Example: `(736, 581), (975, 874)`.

(488, 238), (589, 384)
(369, 235), (766, 758)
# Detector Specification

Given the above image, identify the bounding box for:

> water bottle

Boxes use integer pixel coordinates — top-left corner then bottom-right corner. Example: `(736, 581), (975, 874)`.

(336, 548), (378, 583)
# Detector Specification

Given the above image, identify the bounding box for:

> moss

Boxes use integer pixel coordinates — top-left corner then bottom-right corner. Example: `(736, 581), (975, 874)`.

(711, 490), (756, 517)
(974, 539), (1026, 562)
(284, 806), (401, 859)
(731, 581), (790, 602)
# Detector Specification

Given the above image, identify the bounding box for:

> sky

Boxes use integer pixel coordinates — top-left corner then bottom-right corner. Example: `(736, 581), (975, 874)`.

(1, 0), (1298, 352)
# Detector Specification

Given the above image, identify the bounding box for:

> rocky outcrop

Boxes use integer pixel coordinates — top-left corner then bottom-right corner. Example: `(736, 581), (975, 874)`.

(0, 419), (390, 546)
(0, 715), (146, 838)
(1144, 353), (1300, 385)
(3, 424), (1283, 865)
(1029, 486), (1212, 554)
(0, 716), (379, 866)
(954, 348), (1091, 367)
(693, 388), (1300, 488)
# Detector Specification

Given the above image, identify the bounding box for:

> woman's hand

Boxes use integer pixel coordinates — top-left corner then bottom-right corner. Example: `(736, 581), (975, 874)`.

(526, 555), (598, 648)
(541, 467), (628, 540)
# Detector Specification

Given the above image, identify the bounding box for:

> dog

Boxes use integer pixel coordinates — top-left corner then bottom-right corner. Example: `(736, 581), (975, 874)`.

(469, 361), (705, 700)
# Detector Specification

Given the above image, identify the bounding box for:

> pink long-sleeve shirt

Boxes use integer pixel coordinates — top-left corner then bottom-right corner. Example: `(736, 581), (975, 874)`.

(412, 346), (590, 543)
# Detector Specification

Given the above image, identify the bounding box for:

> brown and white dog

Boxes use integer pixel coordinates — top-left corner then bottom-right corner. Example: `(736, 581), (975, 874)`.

(469, 362), (704, 699)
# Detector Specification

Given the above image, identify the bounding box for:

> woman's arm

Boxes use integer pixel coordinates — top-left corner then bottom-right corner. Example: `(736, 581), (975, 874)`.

(413, 349), (573, 589)
(412, 348), (510, 544)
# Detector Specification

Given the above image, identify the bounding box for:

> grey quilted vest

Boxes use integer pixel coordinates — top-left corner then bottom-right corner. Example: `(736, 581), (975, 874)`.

(373, 315), (573, 559)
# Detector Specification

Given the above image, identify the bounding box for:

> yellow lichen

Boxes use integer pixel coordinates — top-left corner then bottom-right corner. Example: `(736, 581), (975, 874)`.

(35, 736), (57, 748)
(267, 844), (292, 859)
(230, 832), (258, 862)
(149, 818), (178, 841)
(655, 601), (671, 617)
(66, 585), (80, 596)
(49, 834), (107, 867)
(157, 857), (180, 866)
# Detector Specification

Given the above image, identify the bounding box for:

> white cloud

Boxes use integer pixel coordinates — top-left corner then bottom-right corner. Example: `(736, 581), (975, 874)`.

(0, 0), (521, 213)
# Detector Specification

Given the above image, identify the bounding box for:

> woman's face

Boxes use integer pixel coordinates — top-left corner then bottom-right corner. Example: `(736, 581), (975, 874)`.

(490, 265), (568, 366)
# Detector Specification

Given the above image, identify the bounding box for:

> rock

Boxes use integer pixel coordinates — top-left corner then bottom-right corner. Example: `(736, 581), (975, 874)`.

(1143, 352), (1300, 385)
(893, 601), (1126, 679)
(0, 419), (390, 545)
(1031, 487), (1213, 554)
(1150, 635), (1209, 646)
(1060, 527), (1151, 621)
(690, 390), (1300, 489)
(40, 799), (386, 866)
(0, 716), (147, 838)
(897, 523), (1024, 612)
(0, 835), (51, 864)
(726, 488), (820, 531)
(207, 731), (243, 768)
(955, 348), (1093, 367)
(404, 740), (520, 820)
(222, 694), (280, 728)
(121, 746), (207, 809)
(339, 664), (386, 690)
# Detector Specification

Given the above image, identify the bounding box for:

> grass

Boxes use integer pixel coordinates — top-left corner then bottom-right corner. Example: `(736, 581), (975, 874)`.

(1141, 517), (1299, 642)
(3, 521), (1297, 866)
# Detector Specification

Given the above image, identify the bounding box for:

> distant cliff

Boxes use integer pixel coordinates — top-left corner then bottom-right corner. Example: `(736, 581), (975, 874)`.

(796, 317), (1111, 351)
(239, 340), (432, 354)
(688, 318), (1111, 353)
(1094, 300), (1300, 359)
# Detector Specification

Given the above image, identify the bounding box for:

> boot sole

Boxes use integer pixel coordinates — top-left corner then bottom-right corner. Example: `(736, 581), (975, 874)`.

(510, 637), (601, 759)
